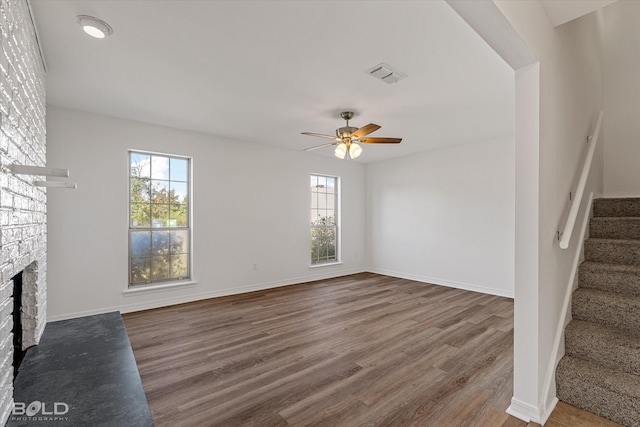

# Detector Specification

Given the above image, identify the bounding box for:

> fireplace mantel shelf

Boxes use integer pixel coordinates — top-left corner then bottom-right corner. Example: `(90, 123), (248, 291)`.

(8, 164), (77, 189)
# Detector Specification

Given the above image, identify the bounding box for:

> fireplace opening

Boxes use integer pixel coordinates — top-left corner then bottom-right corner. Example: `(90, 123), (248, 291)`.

(12, 271), (25, 379)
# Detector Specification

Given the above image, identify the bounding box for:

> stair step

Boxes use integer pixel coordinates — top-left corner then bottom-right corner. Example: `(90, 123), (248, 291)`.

(590, 217), (640, 239)
(556, 355), (640, 426)
(557, 197), (640, 425)
(565, 320), (640, 376)
(594, 198), (640, 218)
(584, 238), (640, 266)
(579, 262), (640, 297)
(572, 288), (640, 336)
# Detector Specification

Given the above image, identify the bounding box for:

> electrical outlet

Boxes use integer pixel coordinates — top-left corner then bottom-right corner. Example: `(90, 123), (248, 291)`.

(252, 263), (258, 270)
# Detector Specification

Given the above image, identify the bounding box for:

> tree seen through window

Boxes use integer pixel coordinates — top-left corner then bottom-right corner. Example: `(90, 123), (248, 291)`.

(310, 174), (338, 264)
(129, 151), (191, 285)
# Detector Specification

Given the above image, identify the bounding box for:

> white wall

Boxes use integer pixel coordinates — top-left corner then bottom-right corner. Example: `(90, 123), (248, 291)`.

(493, 1), (604, 423)
(602, 0), (640, 197)
(366, 137), (515, 297)
(45, 106), (367, 320)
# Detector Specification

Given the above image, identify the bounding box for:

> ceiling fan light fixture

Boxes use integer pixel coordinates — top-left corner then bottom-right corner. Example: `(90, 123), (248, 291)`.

(349, 143), (362, 159)
(302, 111), (401, 159)
(77, 15), (113, 39)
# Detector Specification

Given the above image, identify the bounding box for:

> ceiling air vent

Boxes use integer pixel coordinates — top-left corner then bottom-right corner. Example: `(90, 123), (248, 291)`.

(365, 63), (406, 84)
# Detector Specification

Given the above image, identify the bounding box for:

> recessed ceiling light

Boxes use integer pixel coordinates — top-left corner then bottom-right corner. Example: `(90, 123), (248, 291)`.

(76, 15), (113, 39)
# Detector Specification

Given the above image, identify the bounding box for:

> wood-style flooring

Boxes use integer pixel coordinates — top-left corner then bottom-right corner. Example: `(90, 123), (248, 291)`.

(546, 402), (622, 427)
(122, 273), (616, 426)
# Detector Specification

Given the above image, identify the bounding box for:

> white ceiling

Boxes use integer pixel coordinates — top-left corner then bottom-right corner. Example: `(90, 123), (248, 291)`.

(30, 0), (515, 163)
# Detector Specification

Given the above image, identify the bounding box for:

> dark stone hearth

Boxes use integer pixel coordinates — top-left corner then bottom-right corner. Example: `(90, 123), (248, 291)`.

(7, 312), (153, 426)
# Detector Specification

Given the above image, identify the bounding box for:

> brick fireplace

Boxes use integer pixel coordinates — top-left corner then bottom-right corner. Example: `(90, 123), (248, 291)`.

(0, 0), (48, 423)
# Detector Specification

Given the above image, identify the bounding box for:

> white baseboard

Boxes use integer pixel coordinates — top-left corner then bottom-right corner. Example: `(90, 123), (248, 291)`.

(46, 268), (366, 322)
(367, 268), (514, 298)
(541, 396), (559, 425)
(507, 396), (557, 425)
(47, 268), (512, 322)
(507, 398), (536, 422)
(602, 191), (640, 198)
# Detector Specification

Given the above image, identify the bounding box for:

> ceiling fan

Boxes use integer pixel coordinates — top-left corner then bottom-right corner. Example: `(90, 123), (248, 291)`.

(302, 111), (402, 159)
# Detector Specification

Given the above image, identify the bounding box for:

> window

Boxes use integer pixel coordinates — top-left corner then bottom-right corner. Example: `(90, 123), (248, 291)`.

(310, 174), (339, 265)
(129, 151), (191, 286)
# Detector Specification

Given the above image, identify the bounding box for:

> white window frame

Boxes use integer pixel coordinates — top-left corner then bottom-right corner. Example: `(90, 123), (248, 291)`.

(310, 174), (341, 266)
(128, 149), (193, 287)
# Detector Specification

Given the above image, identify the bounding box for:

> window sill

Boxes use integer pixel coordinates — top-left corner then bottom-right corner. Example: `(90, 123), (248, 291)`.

(309, 262), (343, 269)
(122, 280), (197, 296)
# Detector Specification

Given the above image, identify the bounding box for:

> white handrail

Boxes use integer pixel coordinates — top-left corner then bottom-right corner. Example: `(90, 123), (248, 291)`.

(559, 111), (603, 249)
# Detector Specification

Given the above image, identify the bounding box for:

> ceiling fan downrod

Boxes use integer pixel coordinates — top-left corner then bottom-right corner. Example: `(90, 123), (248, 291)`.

(337, 111), (357, 139)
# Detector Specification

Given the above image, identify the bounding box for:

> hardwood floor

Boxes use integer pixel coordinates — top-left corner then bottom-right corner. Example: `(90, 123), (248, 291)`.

(545, 402), (622, 427)
(122, 273), (613, 426)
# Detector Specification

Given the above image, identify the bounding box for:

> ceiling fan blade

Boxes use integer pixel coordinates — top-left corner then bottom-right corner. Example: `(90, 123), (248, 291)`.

(304, 142), (338, 151)
(301, 132), (338, 140)
(351, 123), (381, 138)
(360, 137), (402, 144)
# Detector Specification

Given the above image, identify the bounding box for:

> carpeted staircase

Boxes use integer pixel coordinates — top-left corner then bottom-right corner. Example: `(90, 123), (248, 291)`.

(556, 197), (640, 426)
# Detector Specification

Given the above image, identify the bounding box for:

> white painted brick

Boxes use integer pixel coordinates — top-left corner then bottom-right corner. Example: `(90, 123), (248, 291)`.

(0, 361), (12, 396)
(20, 293), (34, 308)
(1, 244), (17, 264)
(0, 297), (10, 326)
(0, 356), (12, 390)
(0, 342), (12, 379)
(0, 386), (13, 426)
(0, 318), (11, 354)
(0, 268), (12, 286)
(18, 240), (31, 256)
(0, 191), (11, 209)
(0, 282), (11, 303)
(0, 0), (47, 421)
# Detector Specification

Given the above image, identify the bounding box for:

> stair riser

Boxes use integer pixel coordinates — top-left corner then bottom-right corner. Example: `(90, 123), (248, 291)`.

(579, 267), (640, 297)
(584, 240), (640, 266)
(594, 198), (640, 217)
(572, 294), (640, 336)
(590, 218), (640, 239)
